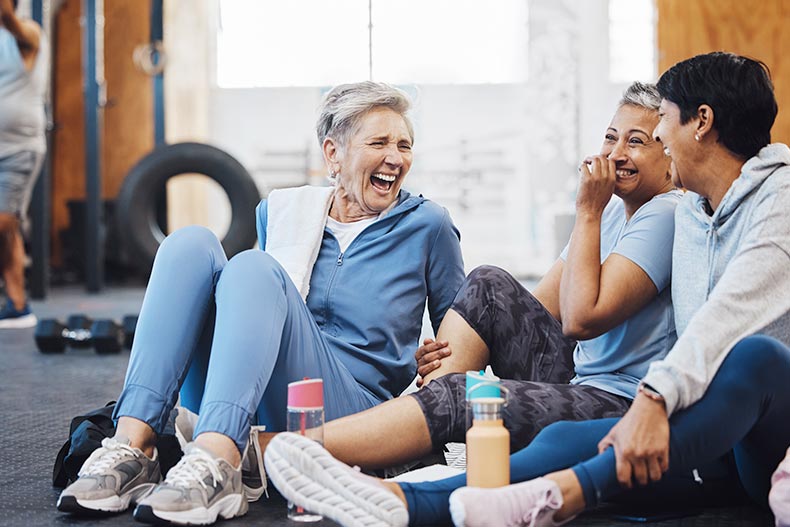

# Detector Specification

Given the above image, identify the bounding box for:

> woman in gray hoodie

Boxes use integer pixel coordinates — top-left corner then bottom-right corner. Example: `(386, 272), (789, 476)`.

(261, 52), (790, 527)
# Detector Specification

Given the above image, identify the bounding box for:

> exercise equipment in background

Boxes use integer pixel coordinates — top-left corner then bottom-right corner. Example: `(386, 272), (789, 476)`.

(34, 313), (138, 355)
(115, 142), (260, 274)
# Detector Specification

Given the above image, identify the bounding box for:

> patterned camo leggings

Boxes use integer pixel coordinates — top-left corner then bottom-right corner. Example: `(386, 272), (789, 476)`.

(410, 265), (632, 452)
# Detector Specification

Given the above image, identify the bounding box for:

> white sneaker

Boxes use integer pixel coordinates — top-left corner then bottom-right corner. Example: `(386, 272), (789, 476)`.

(264, 432), (408, 527)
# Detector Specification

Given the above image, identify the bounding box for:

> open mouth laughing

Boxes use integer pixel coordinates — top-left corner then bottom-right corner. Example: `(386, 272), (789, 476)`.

(370, 172), (397, 192)
(615, 168), (638, 182)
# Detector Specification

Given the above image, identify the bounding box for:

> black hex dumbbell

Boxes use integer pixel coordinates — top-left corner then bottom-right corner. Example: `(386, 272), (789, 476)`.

(91, 319), (125, 354)
(34, 314), (124, 354)
(34, 319), (68, 353)
(34, 314), (93, 353)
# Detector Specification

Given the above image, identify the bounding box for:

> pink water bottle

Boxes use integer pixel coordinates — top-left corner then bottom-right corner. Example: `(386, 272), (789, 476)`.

(286, 378), (324, 522)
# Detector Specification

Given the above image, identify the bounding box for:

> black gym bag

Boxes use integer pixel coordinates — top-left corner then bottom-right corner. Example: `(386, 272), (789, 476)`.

(52, 401), (183, 488)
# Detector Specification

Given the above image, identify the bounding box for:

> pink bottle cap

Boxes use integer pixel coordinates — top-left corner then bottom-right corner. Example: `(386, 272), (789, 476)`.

(287, 378), (324, 410)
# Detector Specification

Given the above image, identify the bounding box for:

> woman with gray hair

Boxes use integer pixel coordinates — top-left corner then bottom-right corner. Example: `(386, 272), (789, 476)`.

(56, 81), (465, 526)
(261, 81), (686, 526)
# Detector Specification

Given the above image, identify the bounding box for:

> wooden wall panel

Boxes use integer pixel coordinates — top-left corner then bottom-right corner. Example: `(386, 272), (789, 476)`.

(103, 0), (154, 198)
(51, 0), (154, 266)
(657, 0), (790, 144)
(51, 0), (85, 266)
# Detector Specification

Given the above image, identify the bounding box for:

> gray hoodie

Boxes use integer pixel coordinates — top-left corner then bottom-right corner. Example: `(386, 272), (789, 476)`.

(642, 143), (790, 416)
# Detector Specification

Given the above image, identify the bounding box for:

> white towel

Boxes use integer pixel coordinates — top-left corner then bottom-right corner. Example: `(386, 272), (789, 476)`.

(265, 185), (335, 301)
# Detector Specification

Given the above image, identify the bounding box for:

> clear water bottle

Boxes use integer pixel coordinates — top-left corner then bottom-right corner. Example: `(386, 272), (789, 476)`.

(286, 378), (324, 522)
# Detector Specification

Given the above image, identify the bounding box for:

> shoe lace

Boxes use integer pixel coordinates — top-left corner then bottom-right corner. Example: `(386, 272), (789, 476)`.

(523, 492), (554, 527)
(165, 448), (223, 491)
(509, 482), (563, 527)
(79, 438), (138, 477)
(246, 426), (269, 497)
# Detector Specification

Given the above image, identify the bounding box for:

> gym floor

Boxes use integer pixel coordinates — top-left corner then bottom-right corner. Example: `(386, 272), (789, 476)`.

(0, 286), (775, 526)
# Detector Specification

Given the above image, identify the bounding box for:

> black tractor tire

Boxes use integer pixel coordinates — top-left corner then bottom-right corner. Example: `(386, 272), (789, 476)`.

(116, 142), (260, 273)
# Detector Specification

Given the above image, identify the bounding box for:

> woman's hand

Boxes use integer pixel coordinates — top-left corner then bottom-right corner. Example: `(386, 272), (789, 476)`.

(597, 393), (670, 488)
(414, 338), (451, 387)
(577, 155), (616, 217)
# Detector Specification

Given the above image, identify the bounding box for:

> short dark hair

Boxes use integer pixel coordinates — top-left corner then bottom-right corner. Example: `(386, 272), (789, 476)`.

(656, 52), (777, 160)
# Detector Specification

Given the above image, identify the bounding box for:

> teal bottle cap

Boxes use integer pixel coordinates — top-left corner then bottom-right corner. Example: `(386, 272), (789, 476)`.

(465, 370), (501, 400)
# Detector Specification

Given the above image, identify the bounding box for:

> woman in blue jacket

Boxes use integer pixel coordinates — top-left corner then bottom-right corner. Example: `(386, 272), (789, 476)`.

(57, 81), (465, 525)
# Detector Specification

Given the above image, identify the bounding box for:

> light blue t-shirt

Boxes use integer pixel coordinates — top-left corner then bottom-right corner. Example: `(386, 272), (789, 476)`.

(560, 189), (682, 399)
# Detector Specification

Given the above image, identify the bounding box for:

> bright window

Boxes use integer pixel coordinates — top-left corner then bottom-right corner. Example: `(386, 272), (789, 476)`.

(371, 0), (528, 84)
(608, 0), (656, 83)
(217, 0), (528, 87)
(217, 0), (369, 88)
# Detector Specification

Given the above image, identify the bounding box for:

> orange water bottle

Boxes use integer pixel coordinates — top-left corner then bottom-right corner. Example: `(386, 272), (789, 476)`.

(465, 372), (509, 488)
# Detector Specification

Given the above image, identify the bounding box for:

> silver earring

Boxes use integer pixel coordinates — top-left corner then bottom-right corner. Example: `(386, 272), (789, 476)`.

(695, 134), (700, 141)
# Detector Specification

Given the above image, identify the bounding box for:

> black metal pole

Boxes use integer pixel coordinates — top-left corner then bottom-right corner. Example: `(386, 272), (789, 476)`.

(151, 0), (167, 234)
(29, 0), (49, 299)
(82, 0), (104, 292)
(151, 0), (165, 147)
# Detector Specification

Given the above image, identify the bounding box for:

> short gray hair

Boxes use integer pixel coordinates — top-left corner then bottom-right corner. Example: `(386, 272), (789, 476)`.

(316, 81), (414, 148)
(619, 81), (661, 111)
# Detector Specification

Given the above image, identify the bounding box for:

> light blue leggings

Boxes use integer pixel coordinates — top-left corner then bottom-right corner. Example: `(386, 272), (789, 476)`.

(401, 335), (790, 526)
(112, 226), (380, 453)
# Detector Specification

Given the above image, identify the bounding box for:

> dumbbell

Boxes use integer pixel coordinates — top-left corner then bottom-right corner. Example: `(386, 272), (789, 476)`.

(35, 314), (93, 353)
(91, 319), (125, 354)
(34, 314), (126, 354)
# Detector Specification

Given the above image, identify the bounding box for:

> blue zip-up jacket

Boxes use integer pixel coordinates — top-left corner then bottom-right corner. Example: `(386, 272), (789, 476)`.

(256, 190), (465, 402)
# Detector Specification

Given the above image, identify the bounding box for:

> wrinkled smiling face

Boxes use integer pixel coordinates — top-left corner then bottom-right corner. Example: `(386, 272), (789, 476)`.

(600, 104), (671, 202)
(333, 107), (414, 216)
(653, 99), (699, 191)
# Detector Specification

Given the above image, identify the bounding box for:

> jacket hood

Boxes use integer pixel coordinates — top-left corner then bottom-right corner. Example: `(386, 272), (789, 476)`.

(689, 143), (790, 226)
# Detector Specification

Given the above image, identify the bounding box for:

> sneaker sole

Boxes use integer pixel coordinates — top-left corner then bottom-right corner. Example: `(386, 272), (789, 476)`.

(264, 432), (408, 527)
(133, 493), (248, 525)
(0, 313), (37, 329)
(57, 482), (156, 515)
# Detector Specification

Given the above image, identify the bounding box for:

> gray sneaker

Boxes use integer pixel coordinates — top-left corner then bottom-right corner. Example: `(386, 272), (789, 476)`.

(174, 407), (267, 503)
(241, 425), (268, 502)
(133, 443), (248, 525)
(57, 436), (161, 515)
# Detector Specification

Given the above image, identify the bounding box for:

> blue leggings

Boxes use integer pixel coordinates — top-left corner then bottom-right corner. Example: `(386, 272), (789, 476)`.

(401, 335), (790, 526)
(112, 226), (380, 453)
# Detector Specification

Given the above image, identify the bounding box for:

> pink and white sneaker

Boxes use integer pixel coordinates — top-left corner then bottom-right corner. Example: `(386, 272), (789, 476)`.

(770, 448), (790, 527)
(449, 477), (572, 527)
